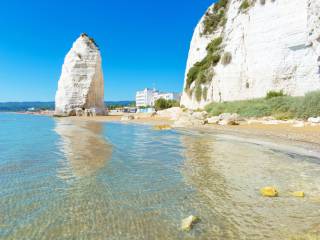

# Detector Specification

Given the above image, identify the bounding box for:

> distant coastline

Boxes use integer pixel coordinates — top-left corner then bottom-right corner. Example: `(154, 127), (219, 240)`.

(0, 101), (134, 112)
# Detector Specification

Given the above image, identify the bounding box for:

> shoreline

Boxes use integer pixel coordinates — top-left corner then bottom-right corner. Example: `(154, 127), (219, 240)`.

(66, 114), (320, 153)
(5, 111), (320, 152)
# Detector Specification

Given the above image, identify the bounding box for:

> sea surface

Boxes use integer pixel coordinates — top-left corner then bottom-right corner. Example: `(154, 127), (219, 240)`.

(0, 113), (320, 239)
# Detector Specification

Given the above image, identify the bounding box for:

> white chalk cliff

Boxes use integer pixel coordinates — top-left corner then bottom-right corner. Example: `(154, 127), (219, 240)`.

(55, 34), (105, 116)
(181, 0), (320, 109)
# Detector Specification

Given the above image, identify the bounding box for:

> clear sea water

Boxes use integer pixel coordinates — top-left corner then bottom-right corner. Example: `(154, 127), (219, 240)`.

(0, 113), (320, 239)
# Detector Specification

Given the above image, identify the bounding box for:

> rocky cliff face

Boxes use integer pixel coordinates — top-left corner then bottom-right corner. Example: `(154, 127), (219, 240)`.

(55, 34), (105, 116)
(181, 0), (320, 109)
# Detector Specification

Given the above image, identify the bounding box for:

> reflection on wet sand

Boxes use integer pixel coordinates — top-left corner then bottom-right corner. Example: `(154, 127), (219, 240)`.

(180, 132), (320, 239)
(55, 119), (112, 178)
(180, 134), (241, 239)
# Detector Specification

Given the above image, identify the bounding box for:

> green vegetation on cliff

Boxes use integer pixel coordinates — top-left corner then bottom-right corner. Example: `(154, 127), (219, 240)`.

(185, 0), (230, 102)
(185, 37), (223, 96)
(205, 91), (320, 119)
(203, 0), (229, 35)
(239, 0), (251, 11)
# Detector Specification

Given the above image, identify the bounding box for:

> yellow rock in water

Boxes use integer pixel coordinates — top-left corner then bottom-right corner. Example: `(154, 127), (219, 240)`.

(153, 125), (172, 130)
(291, 191), (305, 197)
(181, 215), (200, 231)
(260, 187), (278, 197)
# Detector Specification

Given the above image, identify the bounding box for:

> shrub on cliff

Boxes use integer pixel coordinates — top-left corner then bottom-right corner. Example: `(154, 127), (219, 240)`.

(206, 37), (223, 53)
(266, 90), (285, 99)
(240, 0), (251, 11)
(203, 0), (229, 35)
(202, 87), (208, 101)
(186, 2), (227, 100)
(214, 0), (228, 9)
(195, 85), (203, 102)
(185, 37), (222, 92)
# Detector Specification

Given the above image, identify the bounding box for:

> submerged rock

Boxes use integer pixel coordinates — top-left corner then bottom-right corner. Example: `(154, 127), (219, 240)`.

(291, 191), (305, 198)
(181, 215), (200, 231)
(153, 125), (172, 130)
(260, 187), (278, 197)
(55, 33), (105, 116)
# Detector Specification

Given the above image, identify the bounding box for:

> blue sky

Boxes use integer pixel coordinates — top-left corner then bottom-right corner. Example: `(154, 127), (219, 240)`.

(0, 0), (214, 101)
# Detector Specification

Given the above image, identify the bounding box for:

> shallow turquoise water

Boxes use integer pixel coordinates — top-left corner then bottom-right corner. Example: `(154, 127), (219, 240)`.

(0, 113), (320, 239)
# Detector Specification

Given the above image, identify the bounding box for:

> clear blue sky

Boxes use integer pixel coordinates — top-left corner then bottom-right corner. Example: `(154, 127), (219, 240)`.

(0, 0), (214, 101)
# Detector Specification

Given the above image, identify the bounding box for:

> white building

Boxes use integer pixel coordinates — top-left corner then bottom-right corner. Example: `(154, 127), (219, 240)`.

(135, 88), (157, 107)
(135, 88), (181, 107)
(153, 92), (181, 103)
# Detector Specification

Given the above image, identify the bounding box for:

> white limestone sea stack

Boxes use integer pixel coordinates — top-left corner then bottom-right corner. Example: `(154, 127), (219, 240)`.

(55, 33), (105, 116)
(181, 0), (320, 109)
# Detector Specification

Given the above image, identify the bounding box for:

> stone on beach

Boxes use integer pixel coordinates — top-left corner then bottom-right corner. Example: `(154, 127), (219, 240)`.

(207, 113), (241, 125)
(260, 187), (278, 197)
(308, 117), (320, 124)
(217, 113), (240, 126)
(172, 110), (245, 127)
(192, 111), (208, 120)
(121, 115), (135, 121)
(207, 116), (220, 124)
(156, 107), (184, 121)
(173, 111), (207, 127)
(292, 121), (305, 128)
(54, 33), (105, 117)
(262, 120), (285, 125)
(181, 215), (200, 231)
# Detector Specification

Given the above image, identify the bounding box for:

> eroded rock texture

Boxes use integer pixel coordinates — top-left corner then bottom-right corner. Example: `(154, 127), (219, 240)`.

(55, 33), (105, 116)
(181, 0), (320, 109)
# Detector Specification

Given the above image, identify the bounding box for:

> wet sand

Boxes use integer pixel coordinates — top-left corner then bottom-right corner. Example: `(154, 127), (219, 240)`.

(199, 123), (320, 150)
(66, 115), (320, 151)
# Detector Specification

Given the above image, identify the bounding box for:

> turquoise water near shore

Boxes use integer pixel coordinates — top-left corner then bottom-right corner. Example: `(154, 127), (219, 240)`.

(0, 113), (320, 239)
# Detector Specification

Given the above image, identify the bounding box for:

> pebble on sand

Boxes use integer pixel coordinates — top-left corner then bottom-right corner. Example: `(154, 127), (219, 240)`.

(181, 215), (200, 231)
(260, 187), (278, 197)
(291, 191), (305, 197)
(153, 125), (172, 130)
